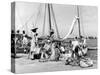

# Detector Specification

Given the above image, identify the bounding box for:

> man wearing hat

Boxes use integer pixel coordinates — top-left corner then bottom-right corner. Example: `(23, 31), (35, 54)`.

(22, 30), (28, 53)
(28, 28), (38, 60)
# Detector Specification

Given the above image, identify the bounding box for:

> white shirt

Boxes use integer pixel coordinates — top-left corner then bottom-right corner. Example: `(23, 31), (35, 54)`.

(72, 40), (79, 46)
(60, 46), (65, 52)
(72, 40), (79, 51)
(83, 39), (86, 45)
(30, 32), (36, 51)
(23, 37), (28, 44)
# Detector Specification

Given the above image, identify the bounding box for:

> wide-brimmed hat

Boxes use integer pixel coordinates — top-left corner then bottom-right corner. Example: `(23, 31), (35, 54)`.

(31, 28), (38, 32)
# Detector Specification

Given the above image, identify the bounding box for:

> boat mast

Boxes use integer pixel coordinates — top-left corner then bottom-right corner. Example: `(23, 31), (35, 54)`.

(48, 4), (52, 36)
(50, 4), (60, 39)
(77, 5), (81, 38)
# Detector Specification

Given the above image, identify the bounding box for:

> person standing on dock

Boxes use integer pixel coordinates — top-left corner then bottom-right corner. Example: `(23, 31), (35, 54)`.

(28, 28), (38, 60)
(72, 37), (80, 58)
(22, 30), (28, 53)
(49, 29), (55, 42)
(72, 37), (79, 51)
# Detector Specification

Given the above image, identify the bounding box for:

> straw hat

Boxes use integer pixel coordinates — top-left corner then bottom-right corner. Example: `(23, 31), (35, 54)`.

(31, 28), (38, 33)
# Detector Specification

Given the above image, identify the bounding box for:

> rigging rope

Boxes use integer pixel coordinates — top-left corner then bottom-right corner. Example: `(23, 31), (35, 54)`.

(42, 4), (47, 35)
(24, 10), (35, 34)
(16, 7), (24, 31)
(23, 4), (42, 34)
(34, 4), (42, 27)
(50, 4), (60, 39)
(80, 15), (86, 37)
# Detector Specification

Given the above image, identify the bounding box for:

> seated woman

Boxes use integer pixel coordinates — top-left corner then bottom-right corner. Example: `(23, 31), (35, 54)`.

(79, 37), (88, 56)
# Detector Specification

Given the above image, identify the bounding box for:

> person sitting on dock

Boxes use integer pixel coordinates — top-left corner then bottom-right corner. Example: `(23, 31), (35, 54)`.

(39, 39), (51, 62)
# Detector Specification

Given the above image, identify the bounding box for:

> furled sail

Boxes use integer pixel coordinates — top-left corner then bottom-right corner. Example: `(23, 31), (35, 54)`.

(62, 16), (79, 40)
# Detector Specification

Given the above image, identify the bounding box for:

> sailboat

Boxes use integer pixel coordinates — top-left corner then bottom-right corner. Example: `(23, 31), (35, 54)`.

(36, 4), (88, 58)
(36, 4), (85, 43)
(18, 3), (88, 55)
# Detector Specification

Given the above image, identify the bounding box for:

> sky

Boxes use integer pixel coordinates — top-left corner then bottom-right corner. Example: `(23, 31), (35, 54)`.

(13, 1), (98, 38)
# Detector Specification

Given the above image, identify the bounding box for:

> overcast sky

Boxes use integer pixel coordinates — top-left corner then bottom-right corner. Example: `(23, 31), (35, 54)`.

(14, 2), (98, 38)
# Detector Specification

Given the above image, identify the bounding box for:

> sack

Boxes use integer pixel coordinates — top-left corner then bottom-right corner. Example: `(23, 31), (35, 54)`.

(79, 58), (93, 68)
(64, 52), (72, 60)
